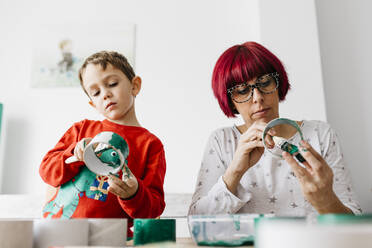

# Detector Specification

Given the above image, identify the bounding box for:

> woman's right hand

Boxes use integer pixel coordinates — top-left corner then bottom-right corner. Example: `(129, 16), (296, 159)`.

(73, 138), (92, 162)
(223, 121), (274, 194)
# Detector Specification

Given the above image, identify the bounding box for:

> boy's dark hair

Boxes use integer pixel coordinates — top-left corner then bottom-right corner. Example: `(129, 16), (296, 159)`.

(78, 51), (135, 96)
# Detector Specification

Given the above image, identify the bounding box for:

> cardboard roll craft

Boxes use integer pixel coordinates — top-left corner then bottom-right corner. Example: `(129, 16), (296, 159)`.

(262, 118), (306, 163)
(65, 132), (129, 176)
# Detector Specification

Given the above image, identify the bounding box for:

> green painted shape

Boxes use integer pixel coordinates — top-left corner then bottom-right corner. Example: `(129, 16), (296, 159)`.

(107, 132), (129, 159)
(232, 215), (240, 231)
(95, 147), (121, 168)
(43, 166), (97, 219)
(133, 219), (176, 245)
(281, 142), (299, 155)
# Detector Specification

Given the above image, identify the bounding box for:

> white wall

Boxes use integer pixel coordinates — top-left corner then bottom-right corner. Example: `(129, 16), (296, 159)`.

(0, 0), (260, 193)
(259, 0), (326, 122)
(0, 0), (327, 198)
(315, 0), (372, 212)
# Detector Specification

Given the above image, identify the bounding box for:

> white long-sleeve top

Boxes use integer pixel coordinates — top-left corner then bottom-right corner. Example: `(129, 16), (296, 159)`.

(189, 120), (362, 216)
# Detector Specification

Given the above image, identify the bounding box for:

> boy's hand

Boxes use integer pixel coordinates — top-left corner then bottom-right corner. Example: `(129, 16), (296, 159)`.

(73, 138), (92, 162)
(108, 164), (138, 199)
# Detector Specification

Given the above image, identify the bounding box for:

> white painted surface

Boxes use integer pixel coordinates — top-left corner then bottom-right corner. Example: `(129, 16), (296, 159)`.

(315, 0), (372, 212)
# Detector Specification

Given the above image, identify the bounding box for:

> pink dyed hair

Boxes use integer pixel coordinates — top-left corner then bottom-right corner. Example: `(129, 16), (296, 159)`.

(212, 41), (290, 118)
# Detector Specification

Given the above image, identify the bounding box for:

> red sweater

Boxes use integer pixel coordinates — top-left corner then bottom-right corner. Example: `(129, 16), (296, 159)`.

(39, 119), (166, 236)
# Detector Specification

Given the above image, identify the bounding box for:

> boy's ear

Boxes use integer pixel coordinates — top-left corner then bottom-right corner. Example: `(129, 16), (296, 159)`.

(131, 76), (142, 97)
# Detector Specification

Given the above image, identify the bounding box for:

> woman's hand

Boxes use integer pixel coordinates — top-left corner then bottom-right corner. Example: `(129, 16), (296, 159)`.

(283, 140), (352, 214)
(73, 138), (92, 161)
(223, 121), (275, 194)
(108, 164), (139, 199)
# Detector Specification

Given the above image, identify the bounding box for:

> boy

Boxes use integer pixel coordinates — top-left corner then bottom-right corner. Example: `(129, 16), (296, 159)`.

(39, 51), (166, 237)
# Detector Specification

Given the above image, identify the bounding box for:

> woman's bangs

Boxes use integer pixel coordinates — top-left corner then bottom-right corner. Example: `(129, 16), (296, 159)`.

(226, 52), (275, 89)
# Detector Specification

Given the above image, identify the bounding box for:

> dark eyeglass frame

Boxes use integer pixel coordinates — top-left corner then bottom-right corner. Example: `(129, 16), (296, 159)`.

(227, 72), (280, 103)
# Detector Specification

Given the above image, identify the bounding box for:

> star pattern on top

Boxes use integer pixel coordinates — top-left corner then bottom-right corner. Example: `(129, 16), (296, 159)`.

(290, 202), (298, 208)
(190, 122), (361, 216)
(269, 196), (277, 204)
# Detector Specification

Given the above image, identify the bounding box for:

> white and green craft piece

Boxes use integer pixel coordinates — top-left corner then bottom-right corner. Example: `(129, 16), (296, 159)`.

(44, 132), (129, 219)
(262, 117), (306, 162)
(66, 131), (129, 176)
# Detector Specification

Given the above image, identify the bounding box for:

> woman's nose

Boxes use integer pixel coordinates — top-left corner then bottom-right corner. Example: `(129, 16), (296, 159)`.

(252, 87), (264, 103)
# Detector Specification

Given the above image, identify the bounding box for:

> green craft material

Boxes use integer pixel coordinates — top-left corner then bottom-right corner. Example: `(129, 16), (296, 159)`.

(279, 140), (306, 163)
(318, 214), (372, 225)
(281, 141), (299, 155)
(133, 219), (176, 245)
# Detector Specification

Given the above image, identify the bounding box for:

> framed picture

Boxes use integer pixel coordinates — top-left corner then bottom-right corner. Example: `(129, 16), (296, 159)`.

(30, 23), (135, 88)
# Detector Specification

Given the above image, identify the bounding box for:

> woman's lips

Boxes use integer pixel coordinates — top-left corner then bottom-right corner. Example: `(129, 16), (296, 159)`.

(253, 108), (270, 117)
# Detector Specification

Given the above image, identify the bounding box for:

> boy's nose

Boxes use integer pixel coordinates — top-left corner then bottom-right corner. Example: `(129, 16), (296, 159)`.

(103, 90), (112, 100)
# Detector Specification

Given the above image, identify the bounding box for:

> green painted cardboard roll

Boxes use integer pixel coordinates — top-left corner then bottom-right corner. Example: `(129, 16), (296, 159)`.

(318, 214), (372, 224)
(133, 219), (176, 245)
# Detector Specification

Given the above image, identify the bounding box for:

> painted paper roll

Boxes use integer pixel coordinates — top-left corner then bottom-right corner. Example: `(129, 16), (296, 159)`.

(88, 218), (127, 246)
(66, 131), (129, 176)
(134, 219), (176, 245)
(33, 219), (89, 248)
(34, 218), (128, 248)
(0, 219), (33, 248)
(262, 117), (305, 159)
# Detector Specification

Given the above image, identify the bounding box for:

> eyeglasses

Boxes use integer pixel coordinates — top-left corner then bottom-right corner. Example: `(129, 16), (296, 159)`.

(227, 72), (279, 103)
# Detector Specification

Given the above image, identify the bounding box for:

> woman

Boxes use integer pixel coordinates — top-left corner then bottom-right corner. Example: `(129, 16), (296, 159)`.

(189, 42), (361, 216)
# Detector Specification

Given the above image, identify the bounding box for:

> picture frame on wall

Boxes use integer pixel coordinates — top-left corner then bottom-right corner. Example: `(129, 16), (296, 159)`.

(30, 23), (136, 88)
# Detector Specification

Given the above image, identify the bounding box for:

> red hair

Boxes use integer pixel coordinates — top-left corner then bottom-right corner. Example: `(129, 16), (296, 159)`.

(212, 41), (290, 118)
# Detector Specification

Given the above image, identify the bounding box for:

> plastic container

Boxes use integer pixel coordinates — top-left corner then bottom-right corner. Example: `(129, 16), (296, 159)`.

(188, 214), (260, 246)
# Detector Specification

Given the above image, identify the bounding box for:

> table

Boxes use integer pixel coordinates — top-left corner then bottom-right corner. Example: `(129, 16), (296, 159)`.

(64, 238), (254, 247)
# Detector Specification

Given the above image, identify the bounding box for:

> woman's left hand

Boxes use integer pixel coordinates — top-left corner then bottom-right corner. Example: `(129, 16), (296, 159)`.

(282, 140), (351, 214)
